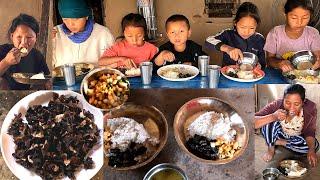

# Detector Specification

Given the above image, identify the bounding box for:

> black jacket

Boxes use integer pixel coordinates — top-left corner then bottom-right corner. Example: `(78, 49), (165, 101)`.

(206, 29), (266, 68)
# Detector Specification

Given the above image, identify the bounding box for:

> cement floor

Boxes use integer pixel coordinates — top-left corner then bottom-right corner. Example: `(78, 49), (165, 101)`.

(255, 133), (320, 180)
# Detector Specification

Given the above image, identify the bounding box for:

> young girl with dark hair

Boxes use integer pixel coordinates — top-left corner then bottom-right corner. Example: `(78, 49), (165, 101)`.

(264, 0), (320, 72)
(206, 2), (266, 67)
(99, 13), (158, 69)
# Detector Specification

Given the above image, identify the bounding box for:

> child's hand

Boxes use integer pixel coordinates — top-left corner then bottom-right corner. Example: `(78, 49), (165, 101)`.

(3, 48), (21, 66)
(279, 60), (293, 72)
(225, 47), (243, 61)
(161, 50), (175, 62)
(119, 58), (137, 69)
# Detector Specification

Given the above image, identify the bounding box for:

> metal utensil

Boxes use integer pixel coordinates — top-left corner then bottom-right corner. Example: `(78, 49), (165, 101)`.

(262, 168), (280, 180)
(140, 62), (153, 84)
(208, 65), (221, 88)
(198, 55), (210, 76)
(291, 50), (315, 70)
(62, 64), (76, 86)
(105, 104), (168, 170)
(173, 97), (248, 164)
(143, 163), (188, 180)
(239, 52), (258, 71)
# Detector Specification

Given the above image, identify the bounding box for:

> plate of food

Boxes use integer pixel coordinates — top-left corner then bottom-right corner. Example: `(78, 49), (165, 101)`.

(52, 63), (95, 82)
(283, 69), (319, 84)
(278, 160), (308, 178)
(0, 91), (103, 180)
(12, 72), (51, 85)
(174, 97), (248, 164)
(104, 103), (168, 170)
(157, 64), (199, 81)
(221, 65), (265, 82)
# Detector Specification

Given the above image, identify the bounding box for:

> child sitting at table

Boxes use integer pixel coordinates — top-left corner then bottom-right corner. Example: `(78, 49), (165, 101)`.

(153, 14), (206, 67)
(264, 0), (320, 72)
(206, 2), (266, 68)
(99, 13), (158, 69)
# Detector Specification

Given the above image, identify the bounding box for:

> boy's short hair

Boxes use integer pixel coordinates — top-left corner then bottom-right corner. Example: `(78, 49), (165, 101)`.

(165, 14), (190, 30)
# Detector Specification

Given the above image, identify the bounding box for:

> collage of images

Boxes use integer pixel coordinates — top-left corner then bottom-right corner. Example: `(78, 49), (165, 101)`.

(1, 0), (320, 180)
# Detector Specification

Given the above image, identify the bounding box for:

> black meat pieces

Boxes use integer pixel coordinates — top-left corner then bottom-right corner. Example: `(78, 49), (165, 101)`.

(186, 134), (218, 160)
(108, 142), (147, 167)
(178, 73), (192, 78)
(7, 93), (100, 180)
(227, 71), (238, 78)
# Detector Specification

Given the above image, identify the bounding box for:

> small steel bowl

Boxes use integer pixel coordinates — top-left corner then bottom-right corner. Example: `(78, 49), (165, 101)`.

(80, 67), (130, 111)
(173, 97), (248, 164)
(291, 50), (315, 70)
(239, 52), (258, 71)
(262, 168), (280, 180)
(105, 104), (168, 170)
(143, 163), (188, 180)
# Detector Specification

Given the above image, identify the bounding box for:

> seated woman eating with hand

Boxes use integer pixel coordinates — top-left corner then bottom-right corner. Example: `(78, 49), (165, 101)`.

(0, 14), (50, 90)
(255, 84), (319, 167)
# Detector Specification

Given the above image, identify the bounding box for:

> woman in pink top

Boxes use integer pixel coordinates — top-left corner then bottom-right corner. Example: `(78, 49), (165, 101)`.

(264, 0), (320, 72)
(99, 13), (158, 69)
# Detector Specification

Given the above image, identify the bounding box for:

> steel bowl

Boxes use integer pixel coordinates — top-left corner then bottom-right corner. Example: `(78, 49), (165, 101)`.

(291, 50), (315, 70)
(143, 163), (188, 180)
(239, 52), (258, 71)
(173, 97), (248, 164)
(262, 168), (280, 180)
(104, 103), (168, 170)
(80, 67), (130, 111)
(278, 159), (308, 178)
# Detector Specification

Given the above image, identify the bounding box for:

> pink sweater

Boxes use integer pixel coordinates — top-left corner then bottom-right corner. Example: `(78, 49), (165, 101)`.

(101, 40), (158, 66)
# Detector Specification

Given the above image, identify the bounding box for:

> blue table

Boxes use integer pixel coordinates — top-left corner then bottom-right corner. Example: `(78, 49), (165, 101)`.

(53, 68), (288, 91)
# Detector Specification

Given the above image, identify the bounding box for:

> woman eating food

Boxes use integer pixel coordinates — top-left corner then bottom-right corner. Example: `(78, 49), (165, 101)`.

(255, 84), (319, 167)
(0, 14), (50, 90)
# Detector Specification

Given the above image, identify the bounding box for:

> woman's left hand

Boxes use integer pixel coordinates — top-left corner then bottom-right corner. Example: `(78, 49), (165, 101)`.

(307, 151), (318, 167)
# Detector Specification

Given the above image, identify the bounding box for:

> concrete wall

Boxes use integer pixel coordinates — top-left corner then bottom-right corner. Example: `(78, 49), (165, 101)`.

(104, 0), (285, 65)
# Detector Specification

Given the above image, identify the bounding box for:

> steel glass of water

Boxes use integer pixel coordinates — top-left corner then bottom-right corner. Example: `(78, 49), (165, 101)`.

(198, 55), (210, 76)
(63, 64), (76, 86)
(208, 65), (221, 88)
(140, 62), (153, 85)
